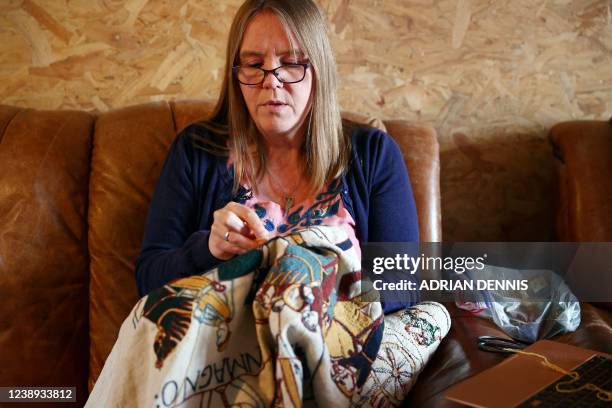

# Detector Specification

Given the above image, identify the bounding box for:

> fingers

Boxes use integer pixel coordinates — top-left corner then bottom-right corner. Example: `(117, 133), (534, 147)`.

(224, 209), (252, 237)
(217, 226), (258, 250)
(226, 202), (270, 240)
(211, 216), (258, 251)
(209, 225), (253, 260)
(209, 202), (270, 260)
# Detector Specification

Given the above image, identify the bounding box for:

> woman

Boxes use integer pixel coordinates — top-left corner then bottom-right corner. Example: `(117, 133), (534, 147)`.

(87, 3), (453, 407)
(135, 0), (418, 313)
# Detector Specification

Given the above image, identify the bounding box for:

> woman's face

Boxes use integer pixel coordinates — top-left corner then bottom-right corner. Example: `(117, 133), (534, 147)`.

(237, 11), (313, 143)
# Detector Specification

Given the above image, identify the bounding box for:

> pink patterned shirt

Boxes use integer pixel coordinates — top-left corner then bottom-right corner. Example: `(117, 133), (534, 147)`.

(240, 179), (361, 258)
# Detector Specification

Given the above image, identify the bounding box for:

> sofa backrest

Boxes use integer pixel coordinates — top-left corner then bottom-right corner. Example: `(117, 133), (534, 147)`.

(0, 100), (440, 396)
(549, 119), (612, 241)
(0, 105), (92, 406)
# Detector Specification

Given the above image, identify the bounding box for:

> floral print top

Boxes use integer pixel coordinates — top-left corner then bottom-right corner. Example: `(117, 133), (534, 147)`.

(234, 178), (361, 259)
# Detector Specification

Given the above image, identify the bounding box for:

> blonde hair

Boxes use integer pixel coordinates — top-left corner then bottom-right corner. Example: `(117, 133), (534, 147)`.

(194, 0), (350, 195)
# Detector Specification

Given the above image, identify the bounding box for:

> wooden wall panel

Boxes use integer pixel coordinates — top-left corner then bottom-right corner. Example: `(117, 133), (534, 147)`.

(1, 0), (610, 241)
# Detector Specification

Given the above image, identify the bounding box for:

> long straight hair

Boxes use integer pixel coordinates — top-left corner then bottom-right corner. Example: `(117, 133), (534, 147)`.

(194, 0), (350, 195)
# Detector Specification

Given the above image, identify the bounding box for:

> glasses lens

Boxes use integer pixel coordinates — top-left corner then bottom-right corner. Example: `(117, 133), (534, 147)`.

(276, 65), (305, 83)
(237, 67), (264, 85)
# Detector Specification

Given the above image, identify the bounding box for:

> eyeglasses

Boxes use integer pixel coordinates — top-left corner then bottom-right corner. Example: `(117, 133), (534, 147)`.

(232, 63), (310, 85)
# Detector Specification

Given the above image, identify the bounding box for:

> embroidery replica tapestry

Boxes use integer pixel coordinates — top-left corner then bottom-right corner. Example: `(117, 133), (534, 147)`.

(86, 227), (450, 407)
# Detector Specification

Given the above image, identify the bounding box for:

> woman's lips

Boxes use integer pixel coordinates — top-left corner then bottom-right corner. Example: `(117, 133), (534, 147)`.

(261, 102), (288, 112)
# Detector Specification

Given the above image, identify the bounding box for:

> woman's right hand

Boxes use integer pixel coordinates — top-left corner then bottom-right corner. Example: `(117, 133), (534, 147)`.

(209, 202), (270, 260)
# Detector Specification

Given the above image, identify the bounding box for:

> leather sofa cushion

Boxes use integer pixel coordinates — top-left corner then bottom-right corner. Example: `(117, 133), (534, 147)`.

(87, 102), (178, 390)
(0, 105), (93, 406)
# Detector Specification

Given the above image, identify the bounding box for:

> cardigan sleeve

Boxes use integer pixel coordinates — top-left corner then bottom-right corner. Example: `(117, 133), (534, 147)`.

(366, 129), (420, 312)
(134, 129), (222, 297)
(367, 129), (419, 243)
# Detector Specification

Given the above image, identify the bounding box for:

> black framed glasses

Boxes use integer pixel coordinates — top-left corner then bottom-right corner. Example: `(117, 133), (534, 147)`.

(232, 63), (310, 85)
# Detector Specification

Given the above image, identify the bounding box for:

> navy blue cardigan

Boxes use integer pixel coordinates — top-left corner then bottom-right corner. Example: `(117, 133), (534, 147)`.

(135, 124), (419, 310)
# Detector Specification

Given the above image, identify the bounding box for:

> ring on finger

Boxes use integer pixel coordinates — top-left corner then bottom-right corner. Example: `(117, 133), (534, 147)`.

(224, 231), (231, 242)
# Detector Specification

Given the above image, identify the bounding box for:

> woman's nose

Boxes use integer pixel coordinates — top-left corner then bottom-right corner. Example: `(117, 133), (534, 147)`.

(261, 68), (283, 89)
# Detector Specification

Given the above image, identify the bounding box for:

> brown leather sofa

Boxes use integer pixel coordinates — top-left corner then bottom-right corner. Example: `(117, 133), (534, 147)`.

(0, 101), (610, 407)
(403, 119), (612, 407)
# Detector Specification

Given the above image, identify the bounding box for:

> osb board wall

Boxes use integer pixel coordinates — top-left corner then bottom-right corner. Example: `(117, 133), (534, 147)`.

(1, 0), (610, 241)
